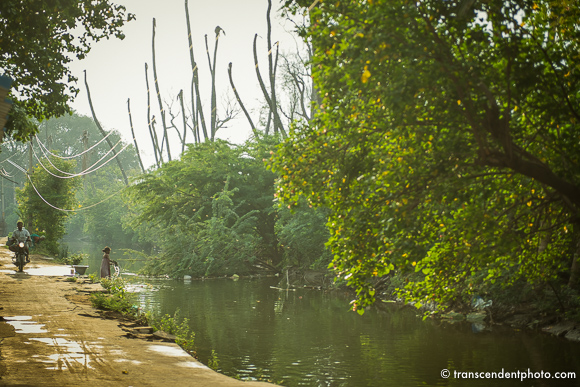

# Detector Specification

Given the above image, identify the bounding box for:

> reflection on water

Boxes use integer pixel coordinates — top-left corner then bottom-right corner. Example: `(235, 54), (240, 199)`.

(59, 242), (580, 386)
(5, 316), (47, 334)
(129, 277), (580, 387)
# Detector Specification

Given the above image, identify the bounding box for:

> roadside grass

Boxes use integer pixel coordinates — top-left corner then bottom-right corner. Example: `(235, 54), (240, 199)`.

(145, 309), (196, 355)
(90, 276), (139, 317)
(89, 276), (197, 355)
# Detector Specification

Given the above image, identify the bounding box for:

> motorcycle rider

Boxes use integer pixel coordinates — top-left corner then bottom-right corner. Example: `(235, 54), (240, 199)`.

(10, 221), (31, 262)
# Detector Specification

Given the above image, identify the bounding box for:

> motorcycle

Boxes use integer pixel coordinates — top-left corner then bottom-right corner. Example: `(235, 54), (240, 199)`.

(12, 241), (29, 273)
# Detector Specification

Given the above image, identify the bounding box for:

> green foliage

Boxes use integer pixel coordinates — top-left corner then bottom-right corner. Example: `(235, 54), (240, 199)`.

(100, 276), (127, 294)
(56, 252), (86, 266)
(208, 350), (220, 371)
(16, 156), (80, 255)
(33, 113), (141, 247)
(88, 273), (99, 283)
(148, 309), (196, 354)
(140, 180), (261, 277)
(275, 201), (332, 269)
(131, 137), (334, 277)
(90, 276), (137, 316)
(90, 292), (134, 315)
(129, 139), (276, 277)
(0, 1), (134, 140)
(277, 0), (580, 312)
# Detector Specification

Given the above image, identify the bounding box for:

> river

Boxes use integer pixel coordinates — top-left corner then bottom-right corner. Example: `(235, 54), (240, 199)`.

(67, 241), (580, 386)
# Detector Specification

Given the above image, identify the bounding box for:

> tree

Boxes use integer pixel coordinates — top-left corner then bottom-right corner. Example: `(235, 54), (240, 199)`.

(275, 201), (331, 270)
(17, 157), (80, 254)
(276, 0), (580, 312)
(34, 113), (141, 246)
(0, 0), (134, 141)
(127, 138), (281, 276)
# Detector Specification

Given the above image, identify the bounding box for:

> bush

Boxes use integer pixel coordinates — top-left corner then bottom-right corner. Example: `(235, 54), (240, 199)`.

(90, 276), (137, 316)
(56, 252), (86, 266)
(147, 308), (196, 354)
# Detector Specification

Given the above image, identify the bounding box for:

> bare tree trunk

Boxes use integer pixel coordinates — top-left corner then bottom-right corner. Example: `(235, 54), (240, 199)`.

(228, 62), (259, 138)
(145, 63), (162, 167)
(253, 34), (285, 137)
(265, 110), (272, 135)
(184, 0), (208, 142)
(304, 3), (321, 117)
(127, 98), (145, 173)
(205, 28), (224, 140)
(266, 0), (284, 136)
(83, 70), (129, 186)
(152, 18), (171, 161)
(178, 90), (188, 153)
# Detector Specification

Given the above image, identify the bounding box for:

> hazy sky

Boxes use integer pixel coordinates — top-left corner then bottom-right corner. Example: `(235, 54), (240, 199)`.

(68, 0), (302, 168)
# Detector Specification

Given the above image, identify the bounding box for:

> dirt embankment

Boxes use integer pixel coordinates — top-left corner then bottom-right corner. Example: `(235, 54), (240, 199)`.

(0, 247), (272, 386)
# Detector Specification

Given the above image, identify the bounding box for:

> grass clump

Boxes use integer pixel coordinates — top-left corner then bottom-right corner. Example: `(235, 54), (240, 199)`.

(147, 308), (196, 355)
(90, 276), (138, 317)
(89, 278), (197, 357)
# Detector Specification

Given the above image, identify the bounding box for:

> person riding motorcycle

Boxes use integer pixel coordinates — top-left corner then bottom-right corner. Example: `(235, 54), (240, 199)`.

(9, 221), (31, 262)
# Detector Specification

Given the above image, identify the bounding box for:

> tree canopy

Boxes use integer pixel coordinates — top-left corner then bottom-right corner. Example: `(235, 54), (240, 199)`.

(17, 156), (80, 255)
(125, 137), (332, 278)
(276, 0), (580, 312)
(0, 0), (134, 141)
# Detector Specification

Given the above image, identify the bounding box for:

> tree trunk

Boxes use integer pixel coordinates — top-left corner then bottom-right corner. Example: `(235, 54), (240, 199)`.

(145, 63), (162, 167)
(127, 98), (145, 173)
(253, 34), (284, 137)
(83, 71), (129, 186)
(152, 18), (171, 161)
(184, 0), (208, 142)
(178, 90), (187, 153)
(204, 28), (223, 140)
(228, 62), (259, 138)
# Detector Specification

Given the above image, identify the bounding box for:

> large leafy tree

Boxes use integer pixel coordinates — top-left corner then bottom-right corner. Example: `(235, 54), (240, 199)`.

(276, 0), (580, 312)
(0, 0), (134, 141)
(127, 138), (281, 276)
(17, 157), (80, 255)
(35, 113), (141, 246)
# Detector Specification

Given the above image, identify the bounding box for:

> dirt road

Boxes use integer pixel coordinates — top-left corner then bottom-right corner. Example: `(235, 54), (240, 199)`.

(0, 245), (272, 386)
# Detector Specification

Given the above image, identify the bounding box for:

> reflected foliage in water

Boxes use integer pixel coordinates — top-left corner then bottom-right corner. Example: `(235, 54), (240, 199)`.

(132, 277), (580, 386)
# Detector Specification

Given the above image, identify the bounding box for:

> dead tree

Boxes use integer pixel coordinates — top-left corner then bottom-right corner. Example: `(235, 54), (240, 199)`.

(178, 90), (188, 152)
(126, 98), (146, 173)
(228, 62), (259, 138)
(145, 63), (162, 167)
(184, 0), (207, 142)
(83, 70), (129, 186)
(152, 18), (171, 161)
(205, 26), (225, 140)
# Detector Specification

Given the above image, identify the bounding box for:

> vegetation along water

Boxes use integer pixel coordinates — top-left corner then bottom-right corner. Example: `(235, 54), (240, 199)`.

(2, 0), (580, 386)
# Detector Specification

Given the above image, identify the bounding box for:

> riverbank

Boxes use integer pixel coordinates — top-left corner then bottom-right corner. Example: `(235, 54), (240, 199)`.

(258, 267), (580, 343)
(0, 245), (273, 386)
(375, 282), (580, 343)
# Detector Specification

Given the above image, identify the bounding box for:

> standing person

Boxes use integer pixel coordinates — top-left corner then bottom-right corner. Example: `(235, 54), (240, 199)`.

(9, 221), (31, 262)
(100, 246), (112, 278)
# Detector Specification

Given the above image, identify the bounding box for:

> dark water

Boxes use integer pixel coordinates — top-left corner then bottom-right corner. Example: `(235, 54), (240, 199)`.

(129, 277), (580, 386)
(66, 242), (580, 386)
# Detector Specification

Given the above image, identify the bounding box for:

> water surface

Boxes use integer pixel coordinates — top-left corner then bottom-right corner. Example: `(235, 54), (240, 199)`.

(129, 277), (580, 386)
